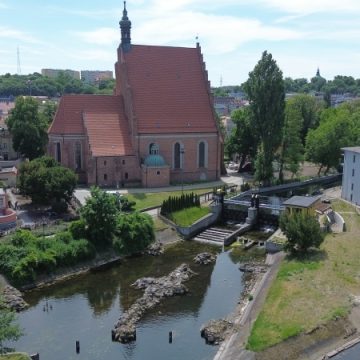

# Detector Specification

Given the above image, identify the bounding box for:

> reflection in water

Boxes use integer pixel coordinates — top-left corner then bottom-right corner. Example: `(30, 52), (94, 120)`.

(8, 241), (261, 360)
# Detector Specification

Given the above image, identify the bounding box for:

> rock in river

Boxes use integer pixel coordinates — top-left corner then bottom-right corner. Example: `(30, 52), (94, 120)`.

(200, 319), (234, 345)
(193, 252), (216, 265)
(113, 263), (196, 343)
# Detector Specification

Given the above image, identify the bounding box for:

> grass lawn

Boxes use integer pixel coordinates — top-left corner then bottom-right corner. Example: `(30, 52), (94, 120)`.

(0, 354), (31, 360)
(247, 199), (360, 352)
(169, 206), (210, 227)
(127, 188), (213, 211)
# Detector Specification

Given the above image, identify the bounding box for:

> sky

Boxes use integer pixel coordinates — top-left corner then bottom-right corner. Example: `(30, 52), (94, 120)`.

(1, 0), (360, 86)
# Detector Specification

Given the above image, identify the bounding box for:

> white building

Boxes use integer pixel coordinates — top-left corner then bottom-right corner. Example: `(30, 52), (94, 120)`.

(341, 147), (360, 205)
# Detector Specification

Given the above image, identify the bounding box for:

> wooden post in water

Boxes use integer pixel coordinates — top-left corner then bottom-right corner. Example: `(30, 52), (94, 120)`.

(30, 354), (39, 360)
(76, 340), (80, 353)
(169, 331), (173, 343)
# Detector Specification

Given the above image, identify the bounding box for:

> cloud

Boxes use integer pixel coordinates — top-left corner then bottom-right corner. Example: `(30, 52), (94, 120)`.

(68, 49), (115, 62)
(257, 0), (360, 15)
(0, 26), (40, 43)
(74, 28), (119, 46)
(0, 1), (8, 9)
(133, 11), (304, 54)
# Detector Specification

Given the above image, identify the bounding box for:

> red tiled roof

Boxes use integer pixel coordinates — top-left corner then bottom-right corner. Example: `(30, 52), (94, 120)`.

(121, 45), (217, 134)
(48, 95), (124, 135)
(83, 112), (133, 157)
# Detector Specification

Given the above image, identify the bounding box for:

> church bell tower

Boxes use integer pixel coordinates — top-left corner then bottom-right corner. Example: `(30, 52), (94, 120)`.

(120, 1), (131, 52)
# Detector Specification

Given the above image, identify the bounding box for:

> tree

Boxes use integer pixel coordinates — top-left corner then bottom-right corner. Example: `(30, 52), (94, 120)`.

(278, 99), (304, 182)
(244, 51), (285, 185)
(113, 212), (155, 255)
(17, 156), (77, 204)
(305, 103), (358, 174)
(0, 297), (23, 353)
(41, 101), (58, 125)
(288, 94), (323, 145)
(80, 187), (118, 246)
(279, 211), (325, 255)
(225, 107), (258, 170)
(6, 97), (48, 159)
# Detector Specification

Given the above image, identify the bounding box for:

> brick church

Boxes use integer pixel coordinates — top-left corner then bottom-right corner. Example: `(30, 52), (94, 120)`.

(48, 3), (223, 188)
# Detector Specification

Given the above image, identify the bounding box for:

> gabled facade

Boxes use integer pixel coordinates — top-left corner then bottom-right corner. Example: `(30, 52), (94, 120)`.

(48, 3), (222, 188)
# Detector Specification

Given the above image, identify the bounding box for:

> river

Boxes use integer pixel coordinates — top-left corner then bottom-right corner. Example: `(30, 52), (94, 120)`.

(8, 241), (264, 360)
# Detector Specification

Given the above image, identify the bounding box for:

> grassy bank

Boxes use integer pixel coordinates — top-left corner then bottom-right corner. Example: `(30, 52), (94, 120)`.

(247, 199), (360, 351)
(169, 206), (210, 227)
(0, 354), (31, 360)
(127, 188), (212, 210)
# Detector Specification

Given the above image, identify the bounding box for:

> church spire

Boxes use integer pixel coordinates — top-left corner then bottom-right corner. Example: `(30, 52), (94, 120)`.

(120, 1), (131, 52)
(316, 67), (321, 77)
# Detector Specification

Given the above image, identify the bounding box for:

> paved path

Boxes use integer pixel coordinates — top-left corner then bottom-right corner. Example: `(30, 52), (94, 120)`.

(214, 251), (285, 360)
(74, 173), (245, 206)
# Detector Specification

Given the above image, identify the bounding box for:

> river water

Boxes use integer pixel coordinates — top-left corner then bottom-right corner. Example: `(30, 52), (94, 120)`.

(9, 241), (264, 360)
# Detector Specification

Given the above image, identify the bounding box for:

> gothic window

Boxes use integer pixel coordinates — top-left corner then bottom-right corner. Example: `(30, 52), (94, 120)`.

(198, 142), (205, 168)
(56, 142), (61, 163)
(125, 172), (129, 180)
(104, 174), (107, 181)
(174, 142), (182, 169)
(149, 143), (159, 155)
(75, 142), (82, 170)
(198, 141), (208, 168)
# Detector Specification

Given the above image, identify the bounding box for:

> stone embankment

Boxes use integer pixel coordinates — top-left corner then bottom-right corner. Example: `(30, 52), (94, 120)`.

(112, 263), (196, 343)
(2, 285), (28, 311)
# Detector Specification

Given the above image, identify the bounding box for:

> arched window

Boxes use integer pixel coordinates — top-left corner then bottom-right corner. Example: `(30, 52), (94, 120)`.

(198, 141), (208, 168)
(56, 142), (61, 163)
(75, 142), (82, 170)
(174, 142), (181, 169)
(199, 142), (205, 168)
(149, 143), (159, 155)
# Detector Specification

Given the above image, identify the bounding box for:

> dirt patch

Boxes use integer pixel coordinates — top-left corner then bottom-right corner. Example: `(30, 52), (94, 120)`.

(255, 317), (357, 360)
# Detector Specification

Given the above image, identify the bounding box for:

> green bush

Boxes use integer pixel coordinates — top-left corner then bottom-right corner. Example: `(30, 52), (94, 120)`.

(113, 212), (155, 255)
(0, 229), (95, 284)
(69, 219), (87, 240)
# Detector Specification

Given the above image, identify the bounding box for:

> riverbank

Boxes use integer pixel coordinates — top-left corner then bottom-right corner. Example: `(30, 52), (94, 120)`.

(214, 197), (360, 360)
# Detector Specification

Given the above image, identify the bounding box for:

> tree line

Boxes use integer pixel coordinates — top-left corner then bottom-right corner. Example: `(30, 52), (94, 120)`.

(213, 75), (360, 97)
(226, 51), (360, 186)
(0, 72), (115, 97)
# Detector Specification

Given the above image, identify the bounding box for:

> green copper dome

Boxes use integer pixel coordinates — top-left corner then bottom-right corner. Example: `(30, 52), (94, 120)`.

(144, 154), (167, 167)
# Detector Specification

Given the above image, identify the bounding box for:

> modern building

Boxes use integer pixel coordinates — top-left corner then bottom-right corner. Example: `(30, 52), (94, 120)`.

(341, 147), (360, 205)
(41, 69), (80, 80)
(81, 70), (113, 84)
(47, 3), (223, 188)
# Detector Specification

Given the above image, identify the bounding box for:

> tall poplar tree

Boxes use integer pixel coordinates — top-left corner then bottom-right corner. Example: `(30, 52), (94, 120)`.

(244, 51), (285, 185)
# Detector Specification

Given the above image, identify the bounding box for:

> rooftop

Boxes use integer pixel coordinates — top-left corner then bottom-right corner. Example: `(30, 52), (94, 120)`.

(342, 147), (360, 154)
(282, 195), (321, 208)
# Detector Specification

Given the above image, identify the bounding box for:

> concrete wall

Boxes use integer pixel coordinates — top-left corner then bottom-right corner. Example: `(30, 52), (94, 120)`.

(160, 204), (222, 240)
(342, 149), (360, 205)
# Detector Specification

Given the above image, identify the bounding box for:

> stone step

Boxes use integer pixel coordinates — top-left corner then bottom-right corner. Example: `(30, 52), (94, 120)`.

(210, 228), (234, 234)
(196, 234), (226, 241)
(194, 237), (224, 245)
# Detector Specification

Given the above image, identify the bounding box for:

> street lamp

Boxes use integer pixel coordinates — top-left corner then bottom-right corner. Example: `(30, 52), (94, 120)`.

(27, 80), (32, 96)
(180, 146), (185, 194)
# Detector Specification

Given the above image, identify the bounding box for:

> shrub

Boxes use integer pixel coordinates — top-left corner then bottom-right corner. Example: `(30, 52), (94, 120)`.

(113, 212), (155, 255)
(279, 211), (325, 255)
(69, 219), (87, 240)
